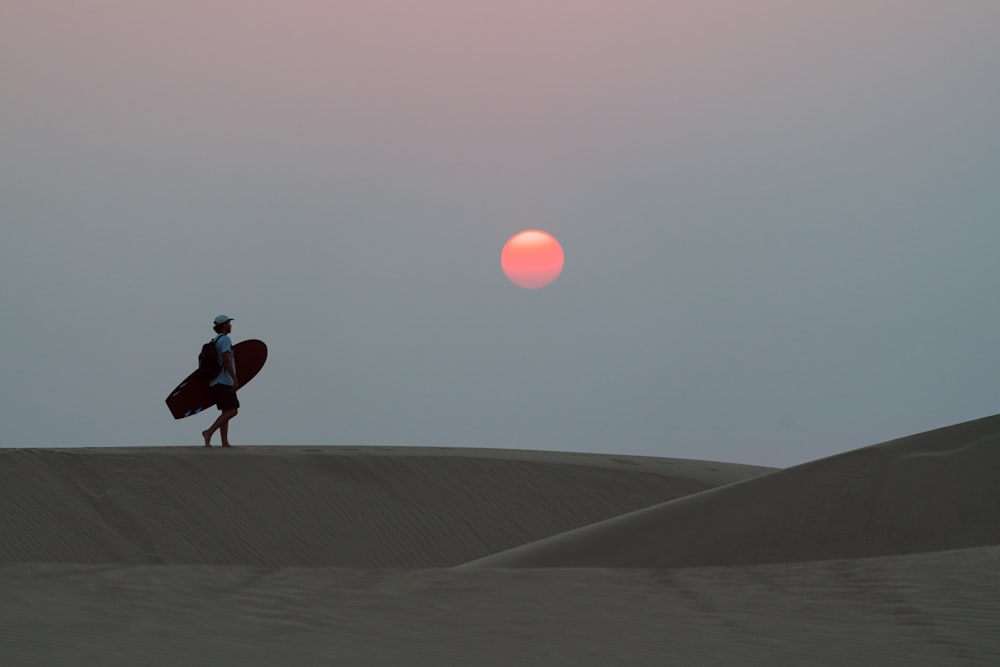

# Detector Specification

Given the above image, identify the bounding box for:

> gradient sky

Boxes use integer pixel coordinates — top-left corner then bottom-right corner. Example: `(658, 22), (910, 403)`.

(3, 1), (999, 466)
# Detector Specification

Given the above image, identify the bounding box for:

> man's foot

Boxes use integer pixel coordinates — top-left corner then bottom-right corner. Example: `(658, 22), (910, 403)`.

(221, 443), (232, 448)
(202, 430), (212, 447)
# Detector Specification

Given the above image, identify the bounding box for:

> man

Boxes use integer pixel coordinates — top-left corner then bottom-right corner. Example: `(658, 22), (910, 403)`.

(202, 315), (239, 447)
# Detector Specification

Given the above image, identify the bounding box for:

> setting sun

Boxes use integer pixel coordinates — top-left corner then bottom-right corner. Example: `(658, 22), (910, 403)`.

(501, 230), (564, 289)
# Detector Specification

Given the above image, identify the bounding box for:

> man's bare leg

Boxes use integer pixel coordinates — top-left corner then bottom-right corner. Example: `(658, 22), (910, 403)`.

(202, 408), (237, 447)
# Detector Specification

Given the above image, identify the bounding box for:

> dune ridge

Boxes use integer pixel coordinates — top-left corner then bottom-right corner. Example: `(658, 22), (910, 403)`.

(0, 446), (769, 567)
(462, 414), (1000, 568)
(4, 418), (1000, 665)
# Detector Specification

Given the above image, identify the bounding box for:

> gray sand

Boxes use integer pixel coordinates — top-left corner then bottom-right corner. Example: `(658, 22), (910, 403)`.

(2, 416), (999, 665)
(465, 414), (1000, 568)
(0, 446), (767, 566)
(3, 547), (998, 666)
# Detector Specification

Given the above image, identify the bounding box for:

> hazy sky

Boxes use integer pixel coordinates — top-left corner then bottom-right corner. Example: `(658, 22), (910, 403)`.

(3, 1), (999, 466)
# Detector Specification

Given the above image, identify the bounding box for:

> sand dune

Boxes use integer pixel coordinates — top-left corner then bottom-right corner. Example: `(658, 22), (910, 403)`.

(464, 414), (1000, 568)
(2, 546), (998, 666)
(3, 417), (1000, 665)
(0, 446), (768, 567)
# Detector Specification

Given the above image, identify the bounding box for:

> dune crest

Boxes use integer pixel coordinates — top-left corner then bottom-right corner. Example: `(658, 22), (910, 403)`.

(3, 424), (1000, 665)
(0, 446), (769, 567)
(462, 414), (1000, 568)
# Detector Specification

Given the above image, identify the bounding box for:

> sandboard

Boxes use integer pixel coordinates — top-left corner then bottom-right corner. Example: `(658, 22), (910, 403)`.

(166, 339), (268, 419)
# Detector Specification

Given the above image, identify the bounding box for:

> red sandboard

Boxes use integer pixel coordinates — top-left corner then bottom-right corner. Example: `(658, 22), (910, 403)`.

(166, 339), (268, 419)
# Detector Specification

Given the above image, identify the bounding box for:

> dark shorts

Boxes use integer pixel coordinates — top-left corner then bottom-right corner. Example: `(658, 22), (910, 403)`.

(211, 384), (240, 412)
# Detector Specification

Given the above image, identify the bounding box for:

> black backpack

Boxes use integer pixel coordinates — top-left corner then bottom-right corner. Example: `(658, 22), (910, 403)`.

(198, 336), (223, 379)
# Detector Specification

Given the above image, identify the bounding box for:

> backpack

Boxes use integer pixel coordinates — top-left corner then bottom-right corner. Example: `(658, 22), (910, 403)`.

(198, 336), (223, 379)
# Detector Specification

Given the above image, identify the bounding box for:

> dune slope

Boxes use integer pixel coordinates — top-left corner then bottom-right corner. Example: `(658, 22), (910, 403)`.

(0, 446), (770, 567)
(463, 414), (1000, 568)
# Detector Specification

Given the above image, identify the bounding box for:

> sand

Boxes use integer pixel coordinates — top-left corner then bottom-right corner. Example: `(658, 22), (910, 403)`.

(463, 414), (1000, 568)
(2, 416), (999, 665)
(0, 446), (767, 567)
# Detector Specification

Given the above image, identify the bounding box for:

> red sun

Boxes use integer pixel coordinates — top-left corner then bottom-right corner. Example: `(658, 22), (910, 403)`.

(501, 229), (565, 289)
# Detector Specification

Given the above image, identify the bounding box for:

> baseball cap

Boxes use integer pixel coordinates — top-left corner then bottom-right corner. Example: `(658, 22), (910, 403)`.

(213, 314), (234, 325)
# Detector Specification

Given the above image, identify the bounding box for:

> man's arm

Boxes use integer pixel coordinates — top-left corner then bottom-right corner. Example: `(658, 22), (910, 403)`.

(222, 351), (239, 390)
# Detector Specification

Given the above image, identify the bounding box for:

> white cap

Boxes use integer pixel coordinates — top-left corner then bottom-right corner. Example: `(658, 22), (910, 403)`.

(213, 314), (234, 325)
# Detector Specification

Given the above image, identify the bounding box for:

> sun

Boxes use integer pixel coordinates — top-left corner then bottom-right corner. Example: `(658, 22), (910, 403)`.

(501, 230), (565, 289)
